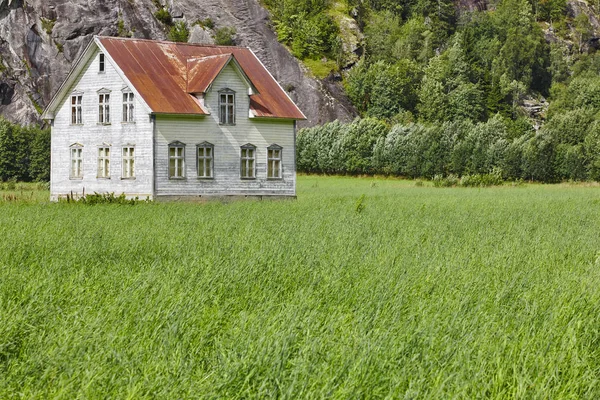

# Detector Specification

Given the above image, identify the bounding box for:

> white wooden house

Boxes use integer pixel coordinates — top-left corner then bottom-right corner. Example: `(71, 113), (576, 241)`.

(42, 36), (305, 201)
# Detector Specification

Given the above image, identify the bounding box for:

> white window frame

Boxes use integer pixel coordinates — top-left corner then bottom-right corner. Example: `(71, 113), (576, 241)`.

(98, 91), (111, 124)
(122, 91), (135, 122)
(240, 144), (256, 179)
(97, 146), (110, 179)
(99, 53), (105, 73)
(218, 88), (235, 125)
(71, 94), (83, 125)
(169, 141), (186, 179)
(122, 146), (135, 179)
(267, 144), (283, 179)
(197, 142), (214, 179)
(70, 144), (83, 179)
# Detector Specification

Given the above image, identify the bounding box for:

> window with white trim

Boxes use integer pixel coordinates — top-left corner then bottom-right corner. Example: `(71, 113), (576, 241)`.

(267, 144), (282, 179)
(197, 142), (214, 178)
(122, 146), (135, 179)
(122, 92), (134, 122)
(219, 89), (235, 125)
(99, 53), (105, 73)
(240, 144), (256, 179)
(71, 94), (82, 124)
(169, 142), (185, 179)
(70, 145), (83, 179)
(98, 93), (110, 124)
(97, 146), (110, 178)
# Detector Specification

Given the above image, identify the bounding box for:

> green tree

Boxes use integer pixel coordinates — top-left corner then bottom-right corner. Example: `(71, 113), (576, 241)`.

(168, 21), (189, 43)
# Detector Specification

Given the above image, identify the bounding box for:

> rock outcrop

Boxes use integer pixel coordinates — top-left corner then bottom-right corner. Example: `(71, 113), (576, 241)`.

(0, 0), (356, 127)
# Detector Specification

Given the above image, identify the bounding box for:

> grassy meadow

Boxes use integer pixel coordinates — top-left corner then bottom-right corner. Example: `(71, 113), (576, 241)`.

(1, 176), (600, 398)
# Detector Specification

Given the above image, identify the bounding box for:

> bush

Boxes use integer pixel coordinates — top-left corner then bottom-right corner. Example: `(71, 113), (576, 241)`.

(168, 21), (189, 42)
(433, 174), (459, 187)
(154, 8), (173, 25)
(460, 168), (504, 187)
(64, 192), (149, 205)
(214, 27), (236, 45)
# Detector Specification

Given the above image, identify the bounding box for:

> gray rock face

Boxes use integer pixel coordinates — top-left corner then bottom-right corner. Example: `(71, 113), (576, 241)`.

(0, 0), (356, 127)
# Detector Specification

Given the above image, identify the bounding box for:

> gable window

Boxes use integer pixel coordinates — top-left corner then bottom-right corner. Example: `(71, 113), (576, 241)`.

(71, 94), (82, 124)
(267, 144), (282, 179)
(169, 141), (186, 179)
(197, 142), (214, 179)
(70, 145), (83, 179)
(122, 92), (135, 122)
(97, 146), (110, 178)
(99, 53), (105, 73)
(98, 92), (110, 124)
(219, 89), (235, 125)
(240, 144), (256, 179)
(122, 146), (135, 179)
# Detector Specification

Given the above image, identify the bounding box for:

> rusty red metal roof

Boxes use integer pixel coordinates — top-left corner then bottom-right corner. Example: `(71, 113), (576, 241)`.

(97, 37), (306, 119)
(186, 54), (232, 94)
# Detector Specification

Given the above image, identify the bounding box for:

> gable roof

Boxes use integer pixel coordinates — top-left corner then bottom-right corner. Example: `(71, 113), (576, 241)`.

(96, 36), (305, 119)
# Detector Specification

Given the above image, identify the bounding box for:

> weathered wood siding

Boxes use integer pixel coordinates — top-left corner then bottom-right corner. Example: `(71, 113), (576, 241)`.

(154, 63), (296, 197)
(50, 47), (153, 200)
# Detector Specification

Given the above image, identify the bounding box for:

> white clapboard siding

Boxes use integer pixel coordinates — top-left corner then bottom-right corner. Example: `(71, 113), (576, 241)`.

(50, 47), (154, 200)
(154, 63), (296, 197)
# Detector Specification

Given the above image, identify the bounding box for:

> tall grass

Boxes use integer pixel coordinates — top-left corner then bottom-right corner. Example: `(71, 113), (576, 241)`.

(1, 176), (600, 398)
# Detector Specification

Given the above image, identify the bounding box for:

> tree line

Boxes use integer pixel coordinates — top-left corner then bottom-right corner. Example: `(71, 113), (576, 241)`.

(0, 118), (50, 182)
(297, 114), (600, 182)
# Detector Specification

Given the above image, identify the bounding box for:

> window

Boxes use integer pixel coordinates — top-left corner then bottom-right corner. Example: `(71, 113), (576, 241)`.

(71, 94), (82, 124)
(267, 144), (282, 179)
(122, 92), (135, 122)
(97, 147), (110, 178)
(99, 53), (105, 73)
(122, 147), (135, 179)
(197, 142), (214, 178)
(240, 144), (256, 179)
(98, 93), (110, 124)
(219, 89), (235, 125)
(70, 145), (83, 179)
(169, 142), (185, 179)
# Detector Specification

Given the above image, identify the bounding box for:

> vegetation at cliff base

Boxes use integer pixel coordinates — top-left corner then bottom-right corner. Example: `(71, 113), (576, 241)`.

(1, 176), (600, 397)
(264, 0), (600, 149)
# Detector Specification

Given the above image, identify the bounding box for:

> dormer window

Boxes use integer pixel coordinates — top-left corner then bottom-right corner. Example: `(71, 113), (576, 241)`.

(99, 53), (105, 73)
(218, 88), (235, 125)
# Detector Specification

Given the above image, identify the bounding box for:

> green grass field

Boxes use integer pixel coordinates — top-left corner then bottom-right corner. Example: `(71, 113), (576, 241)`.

(1, 176), (600, 398)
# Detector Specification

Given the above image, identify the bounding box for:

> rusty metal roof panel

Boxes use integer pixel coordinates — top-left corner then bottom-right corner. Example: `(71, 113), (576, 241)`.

(187, 54), (232, 93)
(97, 37), (305, 119)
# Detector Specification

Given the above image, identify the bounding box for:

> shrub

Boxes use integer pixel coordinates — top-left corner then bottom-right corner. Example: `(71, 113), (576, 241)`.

(214, 27), (236, 45)
(168, 21), (189, 42)
(63, 192), (149, 205)
(460, 168), (503, 187)
(154, 8), (173, 26)
(433, 174), (459, 187)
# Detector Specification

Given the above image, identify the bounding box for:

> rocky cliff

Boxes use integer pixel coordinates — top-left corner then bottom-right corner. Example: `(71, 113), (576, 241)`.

(0, 0), (357, 127)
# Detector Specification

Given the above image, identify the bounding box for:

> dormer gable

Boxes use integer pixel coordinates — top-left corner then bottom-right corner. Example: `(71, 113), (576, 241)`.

(186, 54), (257, 96)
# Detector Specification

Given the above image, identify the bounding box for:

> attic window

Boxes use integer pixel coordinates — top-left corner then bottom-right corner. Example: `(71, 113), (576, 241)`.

(99, 53), (105, 73)
(218, 88), (235, 125)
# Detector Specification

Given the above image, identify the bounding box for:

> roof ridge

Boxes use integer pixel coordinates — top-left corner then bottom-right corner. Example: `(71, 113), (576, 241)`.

(187, 53), (233, 61)
(95, 35), (246, 49)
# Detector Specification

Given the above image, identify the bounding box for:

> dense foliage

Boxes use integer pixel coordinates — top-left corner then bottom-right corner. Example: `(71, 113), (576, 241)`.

(297, 114), (600, 182)
(0, 117), (50, 182)
(264, 0), (600, 142)
(2, 177), (600, 396)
